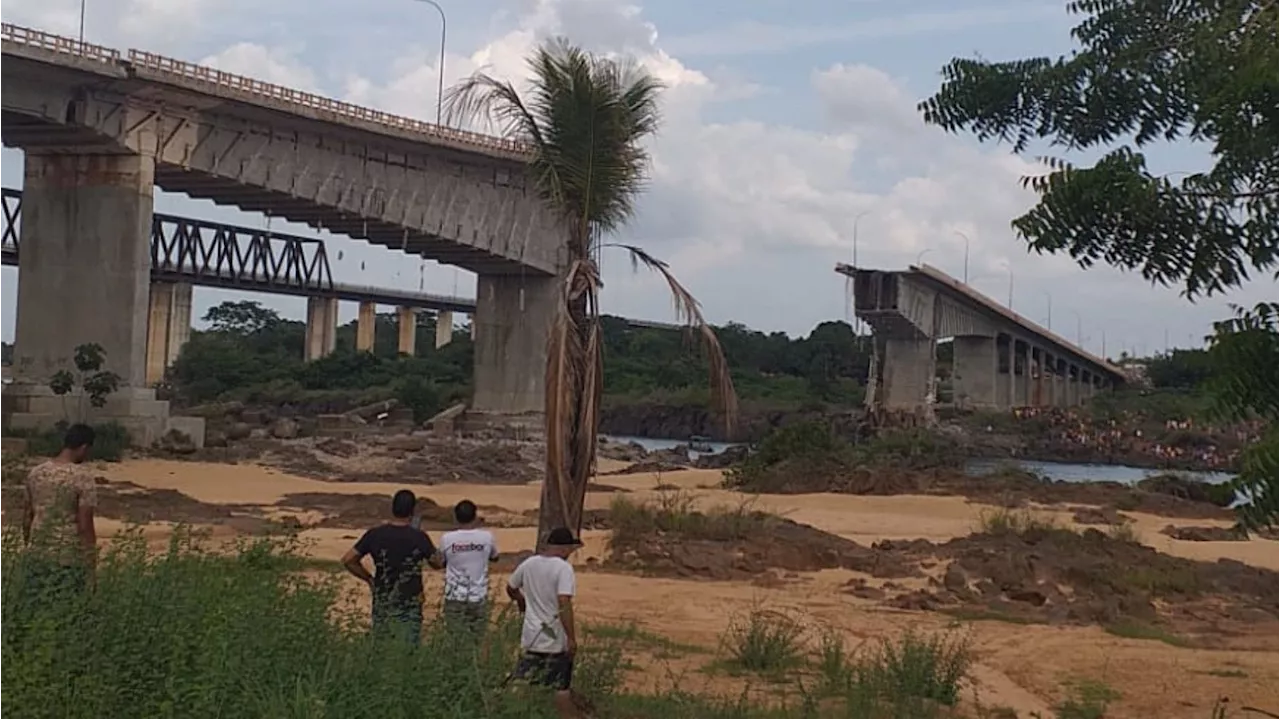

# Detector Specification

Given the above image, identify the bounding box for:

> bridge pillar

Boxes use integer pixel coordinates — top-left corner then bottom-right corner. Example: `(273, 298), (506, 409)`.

(145, 281), (193, 386)
(472, 274), (558, 417)
(1012, 341), (1030, 407)
(5, 153), (203, 447)
(952, 336), (998, 408)
(305, 297), (338, 360)
(13, 153), (153, 388)
(877, 337), (935, 410)
(435, 310), (454, 349)
(397, 307), (417, 356)
(356, 301), (376, 353)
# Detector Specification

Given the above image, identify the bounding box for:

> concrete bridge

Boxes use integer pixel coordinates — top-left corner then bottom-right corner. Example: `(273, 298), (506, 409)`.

(0, 23), (571, 443)
(838, 262), (1125, 411)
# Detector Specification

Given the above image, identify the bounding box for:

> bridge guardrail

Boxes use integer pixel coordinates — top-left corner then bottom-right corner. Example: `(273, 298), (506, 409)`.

(127, 50), (533, 158)
(0, 24), (121, 64)
(1, 22), (534, 159)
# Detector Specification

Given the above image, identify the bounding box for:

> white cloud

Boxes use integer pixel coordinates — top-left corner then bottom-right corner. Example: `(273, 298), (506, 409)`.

(1, 0), (1273, 353)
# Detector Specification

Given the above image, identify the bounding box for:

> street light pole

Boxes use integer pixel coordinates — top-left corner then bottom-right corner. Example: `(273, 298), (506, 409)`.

(916, 248), (933, 265)
(78, 0), (86, 43)
(954, 231), (970, 283)
(1069, 309), (1083, 346)
(1043, 291), (1052, 330)
(410, 0), (448, 126)
(852, 210), (871, 268)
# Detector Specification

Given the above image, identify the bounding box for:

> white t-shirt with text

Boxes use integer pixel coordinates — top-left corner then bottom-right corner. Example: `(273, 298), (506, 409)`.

(440, 528), (498, 603)
(507, 554), (576, 653)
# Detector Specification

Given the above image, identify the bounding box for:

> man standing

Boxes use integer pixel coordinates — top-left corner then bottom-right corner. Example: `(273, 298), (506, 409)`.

(22, 424), (98, 596)
(342, 489), (440, 645)
(507, 527), (583, 718)
(439, 499), (498, 635)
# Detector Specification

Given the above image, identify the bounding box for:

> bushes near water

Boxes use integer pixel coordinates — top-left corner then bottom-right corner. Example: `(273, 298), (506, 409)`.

(725, 421), (964, 493)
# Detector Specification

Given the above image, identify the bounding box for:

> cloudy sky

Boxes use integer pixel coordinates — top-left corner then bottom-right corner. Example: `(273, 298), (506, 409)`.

(1, 0), (1274, 358)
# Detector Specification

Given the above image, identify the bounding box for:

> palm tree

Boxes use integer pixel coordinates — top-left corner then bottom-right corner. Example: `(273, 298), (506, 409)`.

(445, 39), (738, 543)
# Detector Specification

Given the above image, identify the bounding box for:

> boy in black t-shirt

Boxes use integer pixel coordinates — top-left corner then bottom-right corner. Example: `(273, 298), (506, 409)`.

(342, 489), (441, 645)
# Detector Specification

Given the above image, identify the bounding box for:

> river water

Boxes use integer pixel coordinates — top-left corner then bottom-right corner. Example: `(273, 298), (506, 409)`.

(603, 435), (1234, 486)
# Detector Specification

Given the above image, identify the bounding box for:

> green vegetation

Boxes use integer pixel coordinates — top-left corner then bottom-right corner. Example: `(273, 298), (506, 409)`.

(1048, 680), (1121, 719)
(920, 0), (1277, 531)
(1102, 620), (1192, 649)
(8, 421), (132, 462)
(164, 301), (871, 417)
(609, 492), (769, 543)
(976, 507), (1059, 536)
(720, 608), (808, 675)
(725, 421), (963, 493)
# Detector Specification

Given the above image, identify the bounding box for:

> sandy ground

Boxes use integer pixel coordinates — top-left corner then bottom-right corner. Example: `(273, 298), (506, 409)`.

(69, 459), (1280, 717)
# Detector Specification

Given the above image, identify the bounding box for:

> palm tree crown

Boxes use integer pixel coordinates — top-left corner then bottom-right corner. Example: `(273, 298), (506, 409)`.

(446, 39), (738, 539)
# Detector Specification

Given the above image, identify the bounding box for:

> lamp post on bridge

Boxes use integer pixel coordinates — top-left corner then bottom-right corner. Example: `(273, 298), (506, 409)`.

(1042, 290), (1052, 331)
(410, 0), (448, 126)
(851, 210), (871, 269)
(953, 230), (970, 283)
(1069, 309), (1083, 346)
(915, 248), (933, 266)
(78, 0), (86, 43)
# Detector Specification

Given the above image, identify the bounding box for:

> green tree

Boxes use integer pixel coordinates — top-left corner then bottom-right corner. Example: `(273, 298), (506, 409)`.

(446, 39), (739, 543)
(919, 0), (1277, 529)
(204, 301), (283, 335)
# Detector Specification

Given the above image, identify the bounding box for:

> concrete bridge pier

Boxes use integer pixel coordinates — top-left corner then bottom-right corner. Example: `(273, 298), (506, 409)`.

(145, 281), (193, 386)
(435, 310), (454, 349)
(397, 307), (417, 355)
(874, 337), (936, 410)
(952, 336), (998, 408)
(305, 297), (338, 360)
(4, 153), (202, 446)
(356, 301), (376, 353)
(471, 274), (558, 419)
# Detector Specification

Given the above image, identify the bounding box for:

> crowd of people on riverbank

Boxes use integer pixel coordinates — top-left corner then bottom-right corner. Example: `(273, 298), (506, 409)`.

(1008, 406), (1256, 470)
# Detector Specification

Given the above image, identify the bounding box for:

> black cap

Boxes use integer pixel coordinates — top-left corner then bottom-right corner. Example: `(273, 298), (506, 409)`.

(546, 527), (583, 546)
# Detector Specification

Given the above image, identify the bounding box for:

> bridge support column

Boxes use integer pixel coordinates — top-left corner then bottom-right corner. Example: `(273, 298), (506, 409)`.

(878, 337), (935, 410)
(13, 153), (153, 388)
(356, 301), (376, 353)
(305, 297), (338, 360)
(472, 274), (558, 418)
(5, 153), (203, 447)
(952, 336), (998, 408)
(435, 310), (454, 349)
(397, 307), (417, 356)
(145, 281), (193, 386)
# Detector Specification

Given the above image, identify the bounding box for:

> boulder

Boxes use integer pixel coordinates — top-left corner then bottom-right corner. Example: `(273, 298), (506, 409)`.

(270, 417), (300, 440)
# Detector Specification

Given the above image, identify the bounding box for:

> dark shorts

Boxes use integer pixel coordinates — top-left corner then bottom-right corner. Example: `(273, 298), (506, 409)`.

(514, 651), (574, 691)
(371, 598), (423, 646)
(442, 599), (488, 635)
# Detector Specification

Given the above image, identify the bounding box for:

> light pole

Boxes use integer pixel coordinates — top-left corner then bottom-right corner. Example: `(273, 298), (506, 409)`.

(1042, 290), (1052, 330)
(916, 248), (933, 266)
(1069, 309), (1083, 346)
(410, 0), (448, 126)
(954, 230), (970, 283)
(78, 0), (86, 43)
(852, 210), (871, 268)
(999, 260), (1013, 309)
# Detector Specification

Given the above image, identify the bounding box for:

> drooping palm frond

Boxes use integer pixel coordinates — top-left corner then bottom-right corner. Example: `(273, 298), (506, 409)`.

(607, 242), (739, 435)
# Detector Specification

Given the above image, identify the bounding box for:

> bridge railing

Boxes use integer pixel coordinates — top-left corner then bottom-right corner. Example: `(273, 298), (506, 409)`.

(0, 24), (120, 64)
(125, 49), (532, 158)
(1, 22), (533, 159)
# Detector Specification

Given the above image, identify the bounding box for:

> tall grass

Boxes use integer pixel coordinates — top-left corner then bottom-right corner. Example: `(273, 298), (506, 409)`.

(2, 527), (621, 719)
(609, 491), (770, 543)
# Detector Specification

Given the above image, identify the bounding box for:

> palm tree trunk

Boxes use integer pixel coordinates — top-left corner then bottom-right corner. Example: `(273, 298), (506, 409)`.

(538, 245), (598, 548)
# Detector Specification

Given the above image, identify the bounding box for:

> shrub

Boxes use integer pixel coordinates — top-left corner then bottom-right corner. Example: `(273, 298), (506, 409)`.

(720, 608), (807, 675)
(15, 421), (131, 462)
(977, 507), (1059, 536)
(609, 492), (770, 544)
(852, 630), (972, 707)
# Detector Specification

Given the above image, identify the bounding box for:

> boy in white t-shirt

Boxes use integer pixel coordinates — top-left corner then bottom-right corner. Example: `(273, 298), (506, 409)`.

(439, 500), (498, 634)
(506, 527), (583, 718)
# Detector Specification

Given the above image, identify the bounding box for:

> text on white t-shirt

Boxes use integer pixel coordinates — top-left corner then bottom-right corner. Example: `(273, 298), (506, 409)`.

(507, 554), (576, 653)
(440, 528), (498, 603)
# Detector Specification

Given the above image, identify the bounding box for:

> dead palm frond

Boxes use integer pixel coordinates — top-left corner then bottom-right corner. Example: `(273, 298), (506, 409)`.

(445, 38), (738, 543)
